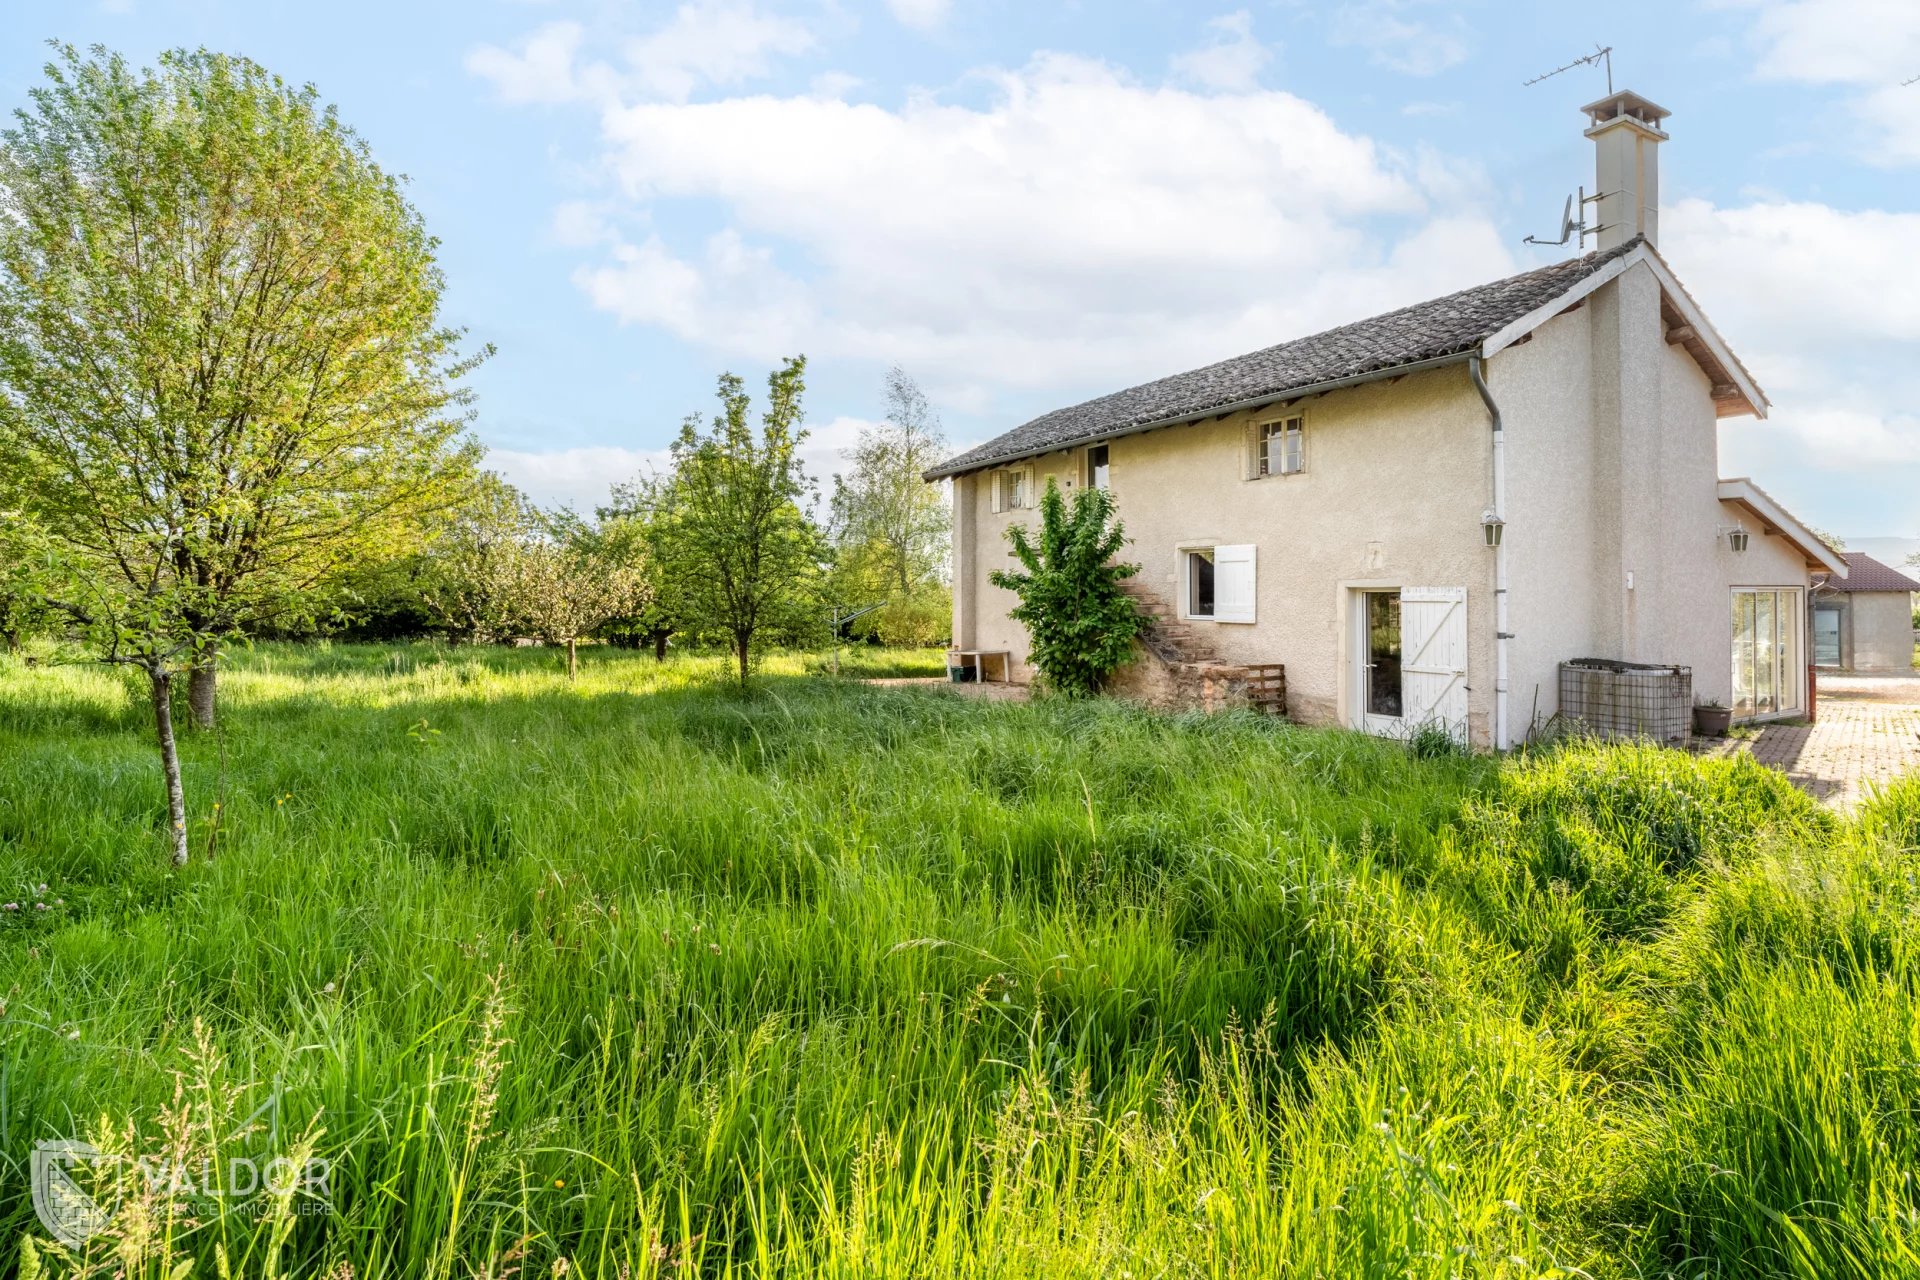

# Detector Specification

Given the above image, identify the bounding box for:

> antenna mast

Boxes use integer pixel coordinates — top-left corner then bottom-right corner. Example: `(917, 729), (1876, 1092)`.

(1524, 44), (1614, 93)
(1520, 44), (1617, 250)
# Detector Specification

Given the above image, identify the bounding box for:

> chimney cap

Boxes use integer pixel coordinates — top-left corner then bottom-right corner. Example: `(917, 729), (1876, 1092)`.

(1581, 90), (1671, 135)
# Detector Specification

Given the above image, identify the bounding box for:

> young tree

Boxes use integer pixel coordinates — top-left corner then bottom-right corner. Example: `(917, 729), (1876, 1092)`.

(0, 46), (482, 862)
(824, 367), (954, 649)
(989, 479), (1147, 697)
(507, 510), (651, 679)
(598, 472), (682, 660)
(653, 357), (827, 684)
(417, 475), (537, 644)
(829, 366), (952, 598)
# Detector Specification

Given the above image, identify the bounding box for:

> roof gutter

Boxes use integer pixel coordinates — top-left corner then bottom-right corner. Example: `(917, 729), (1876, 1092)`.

(922, 350), (1476, 481)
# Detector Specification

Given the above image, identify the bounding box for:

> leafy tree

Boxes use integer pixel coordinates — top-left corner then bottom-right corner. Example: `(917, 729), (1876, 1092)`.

(417, 475), (537, 644)
(829, 366), (951, 597)
(0, 507), (58, 654)
(598, 472), (682, 660)
(0, 46), (482, 863)
(1809, 527), (1847, 556)
(989, 479), (1146, 697)
(507, 510), (652, 679)
(653, 357), (827, 684)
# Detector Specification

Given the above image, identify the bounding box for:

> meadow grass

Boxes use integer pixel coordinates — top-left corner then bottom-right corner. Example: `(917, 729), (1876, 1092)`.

(0, 642), (1917, 1277)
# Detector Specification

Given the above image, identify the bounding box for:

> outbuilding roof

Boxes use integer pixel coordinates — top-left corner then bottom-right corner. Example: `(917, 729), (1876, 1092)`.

(1814, 553), (1920, 594)
(926, 239), (1647, 480)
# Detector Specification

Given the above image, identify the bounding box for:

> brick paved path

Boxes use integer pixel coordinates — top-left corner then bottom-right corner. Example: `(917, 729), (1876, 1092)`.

(1696, 679), (1920, 809)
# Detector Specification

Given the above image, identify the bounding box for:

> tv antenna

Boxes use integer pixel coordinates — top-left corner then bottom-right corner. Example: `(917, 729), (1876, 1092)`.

(1524, 44), (1614, 93)
(1904, 74), (1920, 86)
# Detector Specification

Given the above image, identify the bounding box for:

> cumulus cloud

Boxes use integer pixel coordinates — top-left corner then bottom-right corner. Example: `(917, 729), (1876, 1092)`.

(554, 52), (1511, 403)
(466, 21), (606, 106)
(1667, 197), (1920, 528)
(1719, 0), (1920, 85)
(1717, 0), (1920, 163)
(1171, 11), (1273, 92)
(467, 2), (814, 106)
(491, 415), (878, 511)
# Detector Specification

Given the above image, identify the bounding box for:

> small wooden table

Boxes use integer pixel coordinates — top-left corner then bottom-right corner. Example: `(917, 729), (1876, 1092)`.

(950, 649), (1014, 683)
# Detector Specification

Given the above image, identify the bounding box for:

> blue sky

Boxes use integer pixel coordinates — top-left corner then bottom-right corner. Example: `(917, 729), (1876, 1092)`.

(4, 0), (1918, 540)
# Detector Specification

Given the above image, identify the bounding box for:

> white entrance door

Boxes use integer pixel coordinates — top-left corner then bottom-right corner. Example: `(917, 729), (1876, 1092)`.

(1353, 587), (1468, 742)
(1401, 587), (1469, 742)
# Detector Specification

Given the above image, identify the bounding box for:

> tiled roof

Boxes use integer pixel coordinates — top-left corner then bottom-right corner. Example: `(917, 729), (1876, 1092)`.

(927, 238), (1643, 479)
(1815, 552), (1920, 593)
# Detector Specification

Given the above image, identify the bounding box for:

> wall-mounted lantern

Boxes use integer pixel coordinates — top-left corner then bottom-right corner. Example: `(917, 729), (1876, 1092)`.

(1719, 523), (1750, 553)
(1481, 508), (1505, 548)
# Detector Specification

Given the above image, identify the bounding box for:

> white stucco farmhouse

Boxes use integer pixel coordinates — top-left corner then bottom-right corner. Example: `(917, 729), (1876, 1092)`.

(926, 90), (1845, 748)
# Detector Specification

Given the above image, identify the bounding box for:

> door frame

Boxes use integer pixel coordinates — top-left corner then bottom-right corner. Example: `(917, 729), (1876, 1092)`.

(1729, 585), (1808, 721)
(1346, 584), (1405, 735)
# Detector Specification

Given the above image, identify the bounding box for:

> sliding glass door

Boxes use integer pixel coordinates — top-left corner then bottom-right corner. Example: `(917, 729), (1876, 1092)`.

(1731, 589), (1801, 719)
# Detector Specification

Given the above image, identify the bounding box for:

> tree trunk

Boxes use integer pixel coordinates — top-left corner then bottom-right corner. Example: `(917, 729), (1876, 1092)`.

(653, 630), (669, 662)
(736, 634), (750, 685)
(187, 657), (217, 730)
(151, 668), (190, 867)
(566, 638), (578, 681)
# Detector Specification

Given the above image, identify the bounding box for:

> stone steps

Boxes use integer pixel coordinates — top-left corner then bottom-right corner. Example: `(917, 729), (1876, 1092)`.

(1119, 579), (1285, 716)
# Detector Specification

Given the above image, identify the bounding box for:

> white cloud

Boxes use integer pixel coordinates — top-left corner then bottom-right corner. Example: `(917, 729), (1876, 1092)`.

(489, 415), (878, 511)
(467, 2), (814, 107)
(624, 2), (815, 102)
(490, 445), (670, 510)
(1858, 83), (1920, 165)
(1665, 198), (1920, 351)
(1328, 1), (1470, 77)
(1667, 197), (1920, 529)
(886, 0), (952, 30)
(1760, 405), (1920, 470)
(1719, 0), (1920, 86)
(466, 21), (606, 106)
(1718, 0), (1920, 163)
(558, 53), (1511, 402)
(1171, 11), (1274, 92)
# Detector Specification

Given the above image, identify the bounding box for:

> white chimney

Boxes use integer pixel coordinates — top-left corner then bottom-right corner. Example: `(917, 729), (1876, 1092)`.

(1582, 91), (1670, 250)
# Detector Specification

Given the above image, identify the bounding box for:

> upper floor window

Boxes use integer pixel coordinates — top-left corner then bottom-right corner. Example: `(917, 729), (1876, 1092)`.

(1085, 443), (1110, 490)
(1252, 415), (1306, 478)
(991, 466), (1032, 513)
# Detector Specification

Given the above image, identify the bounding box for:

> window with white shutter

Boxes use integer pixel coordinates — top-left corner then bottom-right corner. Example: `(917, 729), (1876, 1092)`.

(991, 467), (1033, 513)
(1183, 544), (1256, 623)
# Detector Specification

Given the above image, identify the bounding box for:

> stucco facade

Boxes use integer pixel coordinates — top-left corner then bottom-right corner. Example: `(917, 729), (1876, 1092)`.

(946, 256), (1834, 746)
(954, 363), (1497, 737)
(1813, 590), (1919, 673)
(1496, 260), (1814, 720)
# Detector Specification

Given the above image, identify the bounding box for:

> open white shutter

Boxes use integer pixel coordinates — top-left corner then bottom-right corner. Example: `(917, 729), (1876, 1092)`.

(1213, 545), (1256, 623)
(1401, 587), (1468, 741)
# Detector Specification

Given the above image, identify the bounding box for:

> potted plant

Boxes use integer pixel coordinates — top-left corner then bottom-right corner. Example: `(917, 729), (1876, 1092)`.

(1693, 697), (1732, 737)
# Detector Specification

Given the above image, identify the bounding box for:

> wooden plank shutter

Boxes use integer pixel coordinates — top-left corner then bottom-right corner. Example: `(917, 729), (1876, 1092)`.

(1400, 586), (1468, 741)
(1213, 545), (1257, 623)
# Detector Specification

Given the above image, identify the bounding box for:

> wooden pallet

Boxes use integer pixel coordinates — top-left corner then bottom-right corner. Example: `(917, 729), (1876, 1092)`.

(1242, 663), (1287, 717)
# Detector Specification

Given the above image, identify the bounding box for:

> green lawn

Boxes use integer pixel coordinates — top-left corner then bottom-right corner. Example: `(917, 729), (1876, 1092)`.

(1, 643), (1918, 1277)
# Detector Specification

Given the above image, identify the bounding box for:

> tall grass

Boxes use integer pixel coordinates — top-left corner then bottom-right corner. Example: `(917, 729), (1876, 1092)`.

(0, 642), (1915, 1276)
